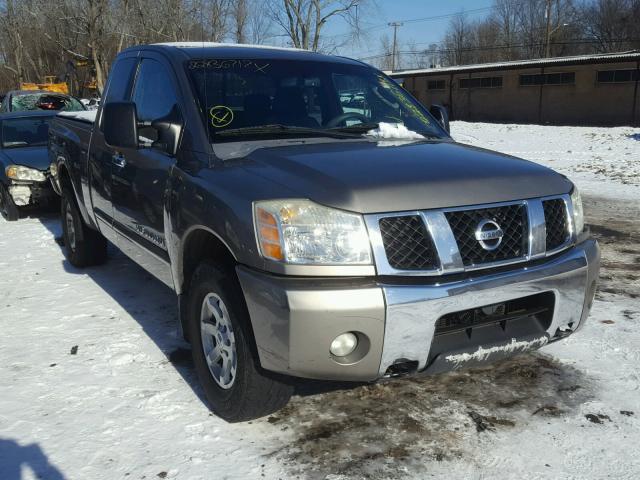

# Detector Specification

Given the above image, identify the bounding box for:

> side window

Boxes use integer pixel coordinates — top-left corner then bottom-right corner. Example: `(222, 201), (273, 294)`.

(132, 59), (178, 122)
(103, 57), (138, 103)
(100, 57), (137, 130)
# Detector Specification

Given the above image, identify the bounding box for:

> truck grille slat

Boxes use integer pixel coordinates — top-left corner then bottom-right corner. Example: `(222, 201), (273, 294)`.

(543, 199), (570, 250)
(445, 205), (528, 266)
(379, 215), (438, 270)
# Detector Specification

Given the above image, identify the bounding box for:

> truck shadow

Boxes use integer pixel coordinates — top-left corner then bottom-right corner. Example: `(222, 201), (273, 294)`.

(0, 438), (66, 480)
(37, 215), (361, 411)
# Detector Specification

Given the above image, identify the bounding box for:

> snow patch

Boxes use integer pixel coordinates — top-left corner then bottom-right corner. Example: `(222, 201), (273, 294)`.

(364, 122), (424, 140)
(57, 110), (97, 123)
(445, 337), (549, 367)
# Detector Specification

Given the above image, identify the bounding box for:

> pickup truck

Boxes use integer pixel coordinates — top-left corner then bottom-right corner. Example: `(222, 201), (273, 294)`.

(49, 42), (600, 422)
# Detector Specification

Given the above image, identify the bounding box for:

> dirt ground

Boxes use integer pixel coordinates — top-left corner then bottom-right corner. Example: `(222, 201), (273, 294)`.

(252, 194), (640, 480)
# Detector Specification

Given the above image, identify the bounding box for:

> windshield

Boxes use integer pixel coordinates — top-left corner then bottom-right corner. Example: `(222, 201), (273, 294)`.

(1, 117), (51, 148)
(186, 58), (447, 142)
(11, 93), (86, 112)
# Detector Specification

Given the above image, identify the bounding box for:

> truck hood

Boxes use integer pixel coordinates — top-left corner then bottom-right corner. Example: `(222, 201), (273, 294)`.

(0, 147), (50, 171)
(239, 139), (573, 214)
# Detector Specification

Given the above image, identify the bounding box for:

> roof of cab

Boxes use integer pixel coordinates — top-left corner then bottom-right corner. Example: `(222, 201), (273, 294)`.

(123, 42), (367, 67)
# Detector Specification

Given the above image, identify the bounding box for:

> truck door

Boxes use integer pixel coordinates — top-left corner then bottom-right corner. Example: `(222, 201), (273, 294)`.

(110, 55), (179, 288)
(88, 55), (138, 236)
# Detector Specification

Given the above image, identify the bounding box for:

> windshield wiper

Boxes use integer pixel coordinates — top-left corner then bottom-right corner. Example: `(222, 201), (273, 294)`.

(216, 124), (358, 139)
(328, 122), (380, 133)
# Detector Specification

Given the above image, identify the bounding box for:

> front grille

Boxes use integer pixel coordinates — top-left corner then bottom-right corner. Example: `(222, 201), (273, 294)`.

(543, 199), (569, 250)
(379, 215), (439, 270)
(445, 204), (528, 266)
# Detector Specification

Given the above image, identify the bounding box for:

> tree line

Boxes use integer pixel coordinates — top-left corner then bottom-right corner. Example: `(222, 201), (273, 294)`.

(373, 0), (640, 71)
(0, 0), (366, 95)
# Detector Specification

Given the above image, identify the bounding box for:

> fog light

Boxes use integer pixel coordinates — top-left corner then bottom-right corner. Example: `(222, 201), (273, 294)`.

(330, 332), (358, 357)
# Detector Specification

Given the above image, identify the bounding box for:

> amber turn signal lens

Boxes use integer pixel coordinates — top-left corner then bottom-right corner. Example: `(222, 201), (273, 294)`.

(5, 166), (17, 179)
(256, 207), (284, 261)
(262, 243), (283, 261)
(259, 225), (280, 242)
(257, 208), (277, 226)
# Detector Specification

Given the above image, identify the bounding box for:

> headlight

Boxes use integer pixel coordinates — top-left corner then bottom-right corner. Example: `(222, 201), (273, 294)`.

(570, 187), (584, 235)
(5, 165), (47, 182)
(254, 199), (372, 265)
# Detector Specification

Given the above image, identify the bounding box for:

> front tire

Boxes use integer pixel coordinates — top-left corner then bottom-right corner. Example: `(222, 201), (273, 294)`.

(0, 183), (19, 221)
(61, 191), (107, 267)
(187, 261), (293, 422)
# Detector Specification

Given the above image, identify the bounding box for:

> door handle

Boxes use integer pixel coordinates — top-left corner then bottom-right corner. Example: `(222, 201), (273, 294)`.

(112, 153), (127, 168)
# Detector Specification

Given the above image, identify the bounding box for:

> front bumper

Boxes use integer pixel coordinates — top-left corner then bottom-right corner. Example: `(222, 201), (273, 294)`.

(237, 238), (600, 382)
(7, 180), (55, 206)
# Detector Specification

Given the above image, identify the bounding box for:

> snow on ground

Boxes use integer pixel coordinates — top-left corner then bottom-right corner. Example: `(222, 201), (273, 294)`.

(1, 122), (639, 480)
(452, 121), (640, 201)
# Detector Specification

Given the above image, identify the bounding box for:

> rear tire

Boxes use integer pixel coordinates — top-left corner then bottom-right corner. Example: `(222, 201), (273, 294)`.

(187, 261), (293, 422)
(61, 191), (107, 267)
(0, 183), (19, 221)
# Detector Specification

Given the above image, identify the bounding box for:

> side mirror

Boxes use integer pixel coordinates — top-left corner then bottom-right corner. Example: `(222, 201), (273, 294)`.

(151, 104), (183, 157)
(429, 104), (450, 134)
(103, 102), (139, 149)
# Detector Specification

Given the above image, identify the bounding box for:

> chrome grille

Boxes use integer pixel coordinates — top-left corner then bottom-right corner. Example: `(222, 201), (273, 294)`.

(543, 199), (569, 251)
(445, 204), (528, 266)
(378, 216), (438, 270)
(366, 194), (575, 276)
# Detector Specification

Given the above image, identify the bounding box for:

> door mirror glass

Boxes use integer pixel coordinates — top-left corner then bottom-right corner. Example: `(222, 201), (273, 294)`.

(429, 104), (450, 133)
(150, 104), (183, 157)
(103, 102), (139, 149)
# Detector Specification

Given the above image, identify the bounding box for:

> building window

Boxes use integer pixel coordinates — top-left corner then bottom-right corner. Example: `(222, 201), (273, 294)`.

(427, 80), (446, 90)
(459, 77), (503, 89)
(597, 69), (639, 83)
(520, 72), (575, 86)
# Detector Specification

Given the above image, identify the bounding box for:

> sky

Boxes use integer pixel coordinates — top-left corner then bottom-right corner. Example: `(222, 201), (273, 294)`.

(323, 0), (494, 62)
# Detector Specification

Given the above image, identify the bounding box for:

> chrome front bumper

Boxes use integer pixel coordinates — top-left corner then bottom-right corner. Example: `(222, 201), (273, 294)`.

(238, 238), (600, 382)
(380, 238), (599, 376)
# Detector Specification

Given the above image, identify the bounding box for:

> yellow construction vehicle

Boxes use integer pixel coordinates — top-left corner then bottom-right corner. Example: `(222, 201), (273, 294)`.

(20, 76), (69, 94)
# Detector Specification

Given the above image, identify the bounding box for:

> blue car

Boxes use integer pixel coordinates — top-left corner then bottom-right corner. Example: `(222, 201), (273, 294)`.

(0, 111), (57, 221)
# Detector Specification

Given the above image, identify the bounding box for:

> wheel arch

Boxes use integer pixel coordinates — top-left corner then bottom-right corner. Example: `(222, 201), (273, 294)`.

(176, 226), (240, 340)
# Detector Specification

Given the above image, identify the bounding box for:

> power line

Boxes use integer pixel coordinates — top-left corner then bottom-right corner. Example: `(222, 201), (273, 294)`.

(358, 38), (640, 61)
(325, 4), (495, 40)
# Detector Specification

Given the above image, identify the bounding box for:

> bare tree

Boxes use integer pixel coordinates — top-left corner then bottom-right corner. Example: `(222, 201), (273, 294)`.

(443, 12), (472, 65)
(248, 0), (275, 43)
(232, 0), (249, 42)
(373, 33), (393, 70)
(580, 0), (640, 52)
(270, 0), (365, 51)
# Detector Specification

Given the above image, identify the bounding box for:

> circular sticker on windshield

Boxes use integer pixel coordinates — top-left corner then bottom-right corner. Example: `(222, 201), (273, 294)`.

(209, 105), (234, 128)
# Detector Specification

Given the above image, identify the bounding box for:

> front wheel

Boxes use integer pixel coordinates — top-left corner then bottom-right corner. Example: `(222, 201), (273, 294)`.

(61, 192), (107, 267)
(0, 183), (19, 221)
(187, 261), (293, 422)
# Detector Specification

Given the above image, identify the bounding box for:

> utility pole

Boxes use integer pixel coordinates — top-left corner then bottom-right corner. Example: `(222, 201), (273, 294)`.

(544, 0), (552, 58)
(388, 21), (403, 71)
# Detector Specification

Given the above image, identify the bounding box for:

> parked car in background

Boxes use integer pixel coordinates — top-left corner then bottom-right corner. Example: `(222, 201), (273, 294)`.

(0, 90), (86, 113)
(0, 111), (57, 220)
(49, 43), (599, 422)
(80, 98), (101, 110)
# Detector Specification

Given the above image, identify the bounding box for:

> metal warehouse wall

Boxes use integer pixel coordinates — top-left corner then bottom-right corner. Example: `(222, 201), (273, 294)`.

(401, 60), (640, 127)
